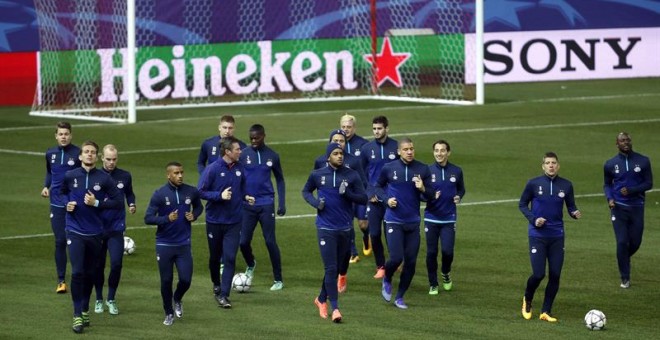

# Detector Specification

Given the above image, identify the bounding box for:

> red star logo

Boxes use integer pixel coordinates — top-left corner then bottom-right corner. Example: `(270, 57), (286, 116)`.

(363, 37), (411, 88)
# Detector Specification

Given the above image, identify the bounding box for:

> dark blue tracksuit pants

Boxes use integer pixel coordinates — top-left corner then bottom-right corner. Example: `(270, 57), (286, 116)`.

(525, 236), (564, 314)
(316, 228), (350, 311)
(611, 204), (645, 281)
(367, 201), (387, 268)
(425, 221), (456, 286)
(156, 244), (192, 315)
(207, 221), (241, 298)
(240, 204), (283, 282)
(384, 222), (420, 301)
(68, 232), (102, 316)
(95, 231), (124, 301)
(51, 206), (68, 282)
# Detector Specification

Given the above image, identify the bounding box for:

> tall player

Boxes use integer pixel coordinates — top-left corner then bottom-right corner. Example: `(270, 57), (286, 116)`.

(42, 121), (81, 294)
(93, 145), (137, 315)
(361, 116), (399, 279)
(239, 124), (287, 291)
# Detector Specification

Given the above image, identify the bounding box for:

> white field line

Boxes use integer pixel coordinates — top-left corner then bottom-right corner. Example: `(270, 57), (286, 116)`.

(2, 189), (657, 241)
(2, 91), (658, 133)
(3, 118), (660, 157)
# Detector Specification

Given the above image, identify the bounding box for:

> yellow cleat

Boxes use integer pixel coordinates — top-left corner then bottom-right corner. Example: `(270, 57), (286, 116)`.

(56, 281), (67, 294)
(521, 297), (532, 320)
(362, 238), (372, 256)
(539, 312), (557, 323)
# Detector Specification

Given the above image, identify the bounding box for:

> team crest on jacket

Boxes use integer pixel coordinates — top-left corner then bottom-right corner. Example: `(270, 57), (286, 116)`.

(558, 191), (565, 198)
(68, 158), (75, 166)
(355, 150), (361, 156)
(185, 198), (191, 205)
(235, 170), (242, 176)
(117, 181), (124, 189)
(393, 171), (398, 180)
(220, 172), (225, 177)
(93, 184), (101, 191)
(450, 176), (456, 183)
(266, 160), (273, 167)
(246, 155), (251, 164)
(73, 178), (78, 188)
(388, 153), (395, 160)
(634, 165), (641, 172)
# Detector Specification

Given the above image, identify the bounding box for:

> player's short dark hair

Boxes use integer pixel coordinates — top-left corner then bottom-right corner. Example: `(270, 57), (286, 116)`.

(544, 152), (559, 161)
(220, 136), (240, 154)
(372, 115), (389, 127)
(433, 139), (451, 152)
(166, 161), (182, 169)
(249, 124), (265, 134)
(80, 140), (99, 154)
(56, 121), (72, 132)
(220, 115), (235, 124)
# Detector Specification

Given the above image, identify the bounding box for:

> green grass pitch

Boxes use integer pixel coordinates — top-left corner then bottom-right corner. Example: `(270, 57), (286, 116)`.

(0, 78), (658, 339)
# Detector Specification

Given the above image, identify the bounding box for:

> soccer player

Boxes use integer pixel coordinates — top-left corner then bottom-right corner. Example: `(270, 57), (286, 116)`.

(93, 145), (136, 315)
(340, 114), (370, 262)
(360, 115), (399, 279)
(313, 129), (367, 293)
(239, 124), (286, 291)
(42, 121), (81, 293)
(62, 141), (122, 333)
(424, 140), (465, 295)
(376, 138), (433, 309)
(603, 132), (653, 289)
(303, 143), (368, 323)
(197, 115), (247, 175)
(519, 152), (581, 322)
(144, 162), (203, 326)
(198, 136), (254, 308)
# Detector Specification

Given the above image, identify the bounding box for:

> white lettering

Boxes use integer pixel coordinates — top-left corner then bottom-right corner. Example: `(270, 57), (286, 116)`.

(291, 51), (323, 91)
(138, 59), (171, 100)
(226, 54), (257, 95)
(258, 41), (293, 93)
(190, 56), (226, 97)
(323, 51), (357, 90)
(170, 45), (189, 99)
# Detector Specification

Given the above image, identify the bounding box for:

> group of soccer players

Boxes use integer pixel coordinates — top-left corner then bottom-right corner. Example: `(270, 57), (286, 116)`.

(43, 116), (651, 332)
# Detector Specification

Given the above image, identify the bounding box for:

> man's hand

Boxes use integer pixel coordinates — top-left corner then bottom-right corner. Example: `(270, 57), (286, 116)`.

(608, 199), (615, 209)
(168, 209), (179, 222)
(129, 204), (136, 214)
(221, 187), (232, 200)
(453, 195), (461, 204)
(571, 210), (582, 219)
(534, 217), (546, 228)
(387, 197), (398, 208)
(413, 175), (424, 191)
(84, 190), (97, 206)
(66, 201), (77, 212)
(245, 195), (256, 205)
(317, 198), (325, 211)
(41, 187), (49, 198)
(184, 211), (195, 222)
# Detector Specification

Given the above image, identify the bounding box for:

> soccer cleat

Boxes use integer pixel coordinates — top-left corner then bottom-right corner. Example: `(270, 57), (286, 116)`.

(362, 237), (372, 256)
(163, 314), (174, 326)
(314, 297), (328, 319)
(539, 312), (557, 322)
(106, 300), (118, 315)
(81, 312), (90, 327)
(72, 317), (83, 334)
(394, 298), (408, 309)
(522, 297), (532, 320)
(332, 309), (342, 323)
(381, 279), (392, 302)
(213, 285), (221, 296)
(218, 296), (232, 309)
(620, 280), (630, 289)
(270, 281), (284, 291)
(56, 281), (67, 294)
(429, 286), (439, 295)
(337, 275), (347, 293)
(245, 260), (256, 279)
(94, 300), (104, 313)
(373, 267), (385, 279)
(349, 255), (360, 264)
(174, 300), (183, 318)
(442, 273), (453, 291)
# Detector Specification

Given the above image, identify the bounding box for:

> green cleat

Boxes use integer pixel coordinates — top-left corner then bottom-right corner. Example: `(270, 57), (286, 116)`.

(72, 317), (83, 334)
(245, 260), (256, 279)
(442, 273), (453, 291)
(270, 281), (284, 291)
(429, 286), (439, 295)
(81, 312), (90, 327)
(106, 300), (119, 315)
(94, 300), (103, 314)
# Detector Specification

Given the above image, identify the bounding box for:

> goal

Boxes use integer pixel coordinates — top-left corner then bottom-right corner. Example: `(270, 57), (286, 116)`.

(30, 0), (483, 123)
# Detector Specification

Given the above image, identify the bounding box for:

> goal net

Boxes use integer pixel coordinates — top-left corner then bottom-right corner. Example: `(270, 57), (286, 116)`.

(30, 0), (483, 123)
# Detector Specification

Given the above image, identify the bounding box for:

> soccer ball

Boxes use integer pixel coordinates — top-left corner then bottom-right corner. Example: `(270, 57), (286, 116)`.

(232, 273), (252, 293)
(584, 309), (606, 330)
(123, 236), (136, 255)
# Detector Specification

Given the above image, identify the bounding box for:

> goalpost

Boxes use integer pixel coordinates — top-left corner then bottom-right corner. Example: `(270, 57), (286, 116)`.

(30, 0), (483, 124)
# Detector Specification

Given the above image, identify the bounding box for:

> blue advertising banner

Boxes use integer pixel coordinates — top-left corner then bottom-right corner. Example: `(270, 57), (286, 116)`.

(1, 0), (659, 52)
